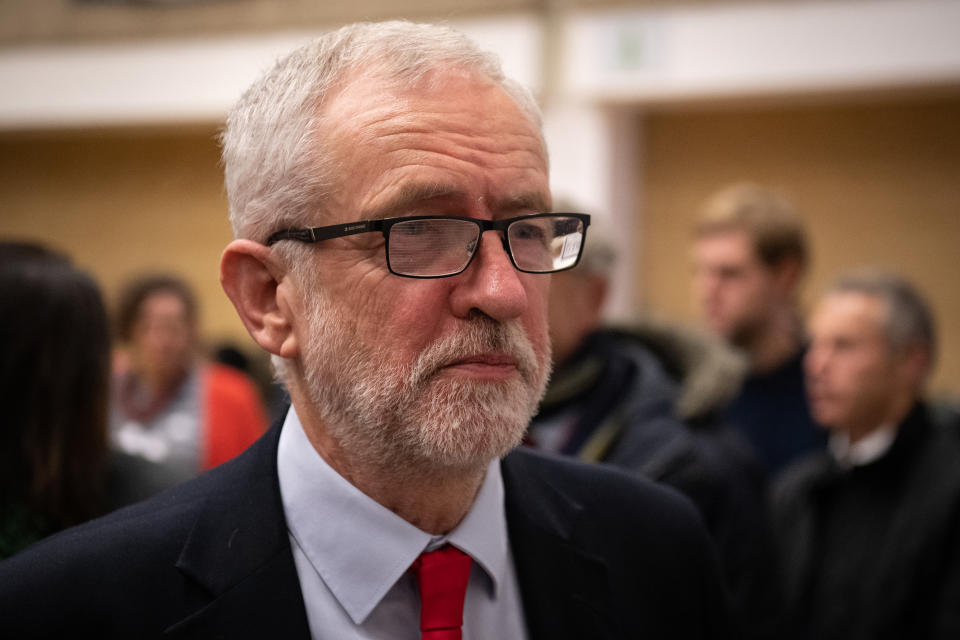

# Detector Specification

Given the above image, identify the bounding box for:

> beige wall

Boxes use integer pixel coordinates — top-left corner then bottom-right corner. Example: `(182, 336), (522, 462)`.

(2, 93), (959, 396)
(0, 0), (676, 45)
(0, 126), (255, 353)
(641, 93), (960, 397)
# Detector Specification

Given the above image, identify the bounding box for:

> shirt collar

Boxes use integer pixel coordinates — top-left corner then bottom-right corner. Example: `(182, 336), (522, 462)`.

(277, 407), (509, 624)
(829, 423), (898, 467)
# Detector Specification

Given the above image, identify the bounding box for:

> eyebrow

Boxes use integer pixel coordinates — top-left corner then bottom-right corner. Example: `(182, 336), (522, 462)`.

(364, 182), (461, 219)
(362, 182), (550, 220)
(500, 192), (551, 214)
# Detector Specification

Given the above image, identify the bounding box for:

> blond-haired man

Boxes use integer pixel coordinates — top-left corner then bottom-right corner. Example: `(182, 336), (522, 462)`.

(692, 183), (824, 472)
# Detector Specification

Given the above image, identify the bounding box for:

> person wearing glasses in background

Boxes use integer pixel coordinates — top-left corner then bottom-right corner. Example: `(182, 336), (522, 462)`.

(0, 21), (730, 639)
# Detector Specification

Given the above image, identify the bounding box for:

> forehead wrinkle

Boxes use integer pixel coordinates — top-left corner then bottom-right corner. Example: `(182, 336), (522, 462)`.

(371, 129), (544, 175)
(358, 172), (549, 221)
(359, 181), (466, 220)
(324, 78), (549, 223)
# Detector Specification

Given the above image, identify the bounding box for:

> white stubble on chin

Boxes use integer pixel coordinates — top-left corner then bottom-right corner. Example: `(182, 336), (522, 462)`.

(300, 293), (550, 473)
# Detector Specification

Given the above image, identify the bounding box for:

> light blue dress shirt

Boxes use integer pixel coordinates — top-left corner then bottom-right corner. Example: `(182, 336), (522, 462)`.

(277, 407), (529, 640)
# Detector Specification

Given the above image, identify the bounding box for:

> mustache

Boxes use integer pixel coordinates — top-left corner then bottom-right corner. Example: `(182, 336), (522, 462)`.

(408, 317), (540, 387)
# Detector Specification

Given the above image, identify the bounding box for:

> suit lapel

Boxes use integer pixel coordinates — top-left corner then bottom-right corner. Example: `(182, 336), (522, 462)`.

(163, 424), (311, 638)
(159, 426), (616, 638)
(502, 451), (616, 640)
(165, 552), (308, 638)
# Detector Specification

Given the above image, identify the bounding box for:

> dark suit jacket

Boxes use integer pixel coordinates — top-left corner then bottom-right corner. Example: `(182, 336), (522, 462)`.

(536, 329), (781, 639)
(0, 423), (731, 638)
(772, 403), (960, 639)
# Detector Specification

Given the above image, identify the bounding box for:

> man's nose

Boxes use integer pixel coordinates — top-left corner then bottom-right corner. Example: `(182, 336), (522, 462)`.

(805, 344), (829, 378)
(449, 231), (528, 321)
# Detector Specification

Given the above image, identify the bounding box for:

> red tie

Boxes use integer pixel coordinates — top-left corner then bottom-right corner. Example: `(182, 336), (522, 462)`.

(411, 545), (473, 640)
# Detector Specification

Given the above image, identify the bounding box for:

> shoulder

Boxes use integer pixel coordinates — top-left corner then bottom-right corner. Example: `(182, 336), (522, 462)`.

(917, 402), (960, 455)
(0, 427), (280, 633)
(1, 454), (224, 571)
(503, 446), (707, 546)
(899, 403), (960, 496)
(771, 450), (830, 506)
(0, 484), (206, 633)
(502, 448), (732, 636)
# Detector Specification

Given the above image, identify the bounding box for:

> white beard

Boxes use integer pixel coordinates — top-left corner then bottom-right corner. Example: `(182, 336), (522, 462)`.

(297, 288), (551, 474)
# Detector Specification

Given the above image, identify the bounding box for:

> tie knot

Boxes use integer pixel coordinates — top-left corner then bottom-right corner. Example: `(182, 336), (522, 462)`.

(411, 545), (473, 640)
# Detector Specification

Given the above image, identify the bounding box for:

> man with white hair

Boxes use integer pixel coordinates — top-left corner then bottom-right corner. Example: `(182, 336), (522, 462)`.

(773, 269), (960, 639)
(0, 21), (729, 638)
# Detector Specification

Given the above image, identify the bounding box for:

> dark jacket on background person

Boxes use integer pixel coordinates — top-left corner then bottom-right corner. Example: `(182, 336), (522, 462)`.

(772, 402), (960, 640)
(0, 418), (732, 639)
(724, 347), (827, 474)
(530, 326), (783, 639)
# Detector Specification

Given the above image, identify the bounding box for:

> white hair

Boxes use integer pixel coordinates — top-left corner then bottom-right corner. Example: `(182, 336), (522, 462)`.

(220, 20), (545, 244)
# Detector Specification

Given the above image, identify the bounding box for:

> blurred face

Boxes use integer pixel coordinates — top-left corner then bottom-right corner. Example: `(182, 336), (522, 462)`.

(691, 230), (777, 346)
(289, 70), (553, 472)
(548, 271), (604, 366)
(130, 291), (194, 385)
(805, 292), (911, 437)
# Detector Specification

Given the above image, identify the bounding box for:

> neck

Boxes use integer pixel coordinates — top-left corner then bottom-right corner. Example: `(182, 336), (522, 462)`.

(744, 306), (802, 374)
(844, 394), (916, 444)
(288, 387), (487, 535)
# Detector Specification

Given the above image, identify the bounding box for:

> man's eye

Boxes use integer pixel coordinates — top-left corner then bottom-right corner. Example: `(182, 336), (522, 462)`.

(395, 221), (428, 236)
(834, 338), (857, 352)
(512, 223), (547, 241)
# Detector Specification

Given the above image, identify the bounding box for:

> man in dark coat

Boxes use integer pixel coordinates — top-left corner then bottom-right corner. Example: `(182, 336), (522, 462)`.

(772, 269), (960, 639)
(0, 21), (730, 639)
(531, 226), (781, 639)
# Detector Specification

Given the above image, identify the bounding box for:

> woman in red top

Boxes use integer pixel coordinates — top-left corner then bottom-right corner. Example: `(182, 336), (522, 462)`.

(111, 274), (266, 498)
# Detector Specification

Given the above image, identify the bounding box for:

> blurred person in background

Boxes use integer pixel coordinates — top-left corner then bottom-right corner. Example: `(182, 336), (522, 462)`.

(111, 274), (266, 494)
(213, 341), (290, 424)
(691, 183), (825, 473)
(772, 269), (960, 639)
(0, 242), (110, 558)
(531, 215), (782, 638)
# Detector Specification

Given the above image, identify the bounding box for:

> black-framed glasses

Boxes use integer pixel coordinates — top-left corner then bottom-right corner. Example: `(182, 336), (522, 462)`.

(266, 213), (591, 279)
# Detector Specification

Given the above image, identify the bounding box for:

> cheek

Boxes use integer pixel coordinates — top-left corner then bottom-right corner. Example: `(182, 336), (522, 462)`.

(524, 279), (552, 356)
(743, 277), (772, 306)
(830, 362), (861, 393)
(860, 360), (897, 398)
(369, 284), (449, 353)
(836, 359), (885, 400)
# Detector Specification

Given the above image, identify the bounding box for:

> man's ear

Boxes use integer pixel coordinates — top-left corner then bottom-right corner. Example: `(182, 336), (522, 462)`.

(220, 240), (297, 358)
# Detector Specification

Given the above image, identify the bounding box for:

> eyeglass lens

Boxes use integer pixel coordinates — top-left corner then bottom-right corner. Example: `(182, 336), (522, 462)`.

(389, 219), (480, 277)
(387, 216), (584, 277)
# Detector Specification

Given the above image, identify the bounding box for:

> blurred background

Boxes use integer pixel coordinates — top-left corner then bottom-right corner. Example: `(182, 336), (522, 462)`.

(1, 0), (958, 399)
